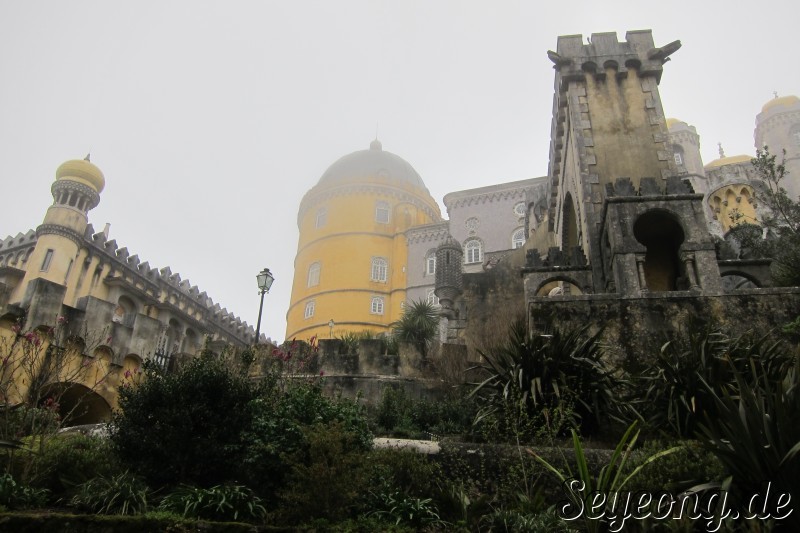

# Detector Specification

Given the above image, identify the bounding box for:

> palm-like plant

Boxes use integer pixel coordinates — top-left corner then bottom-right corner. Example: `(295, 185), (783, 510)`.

(469, 319), (620, 437)
(697, 358), (800, 528)
(637, 323), (794, 439)
(391, 300), (440, 359)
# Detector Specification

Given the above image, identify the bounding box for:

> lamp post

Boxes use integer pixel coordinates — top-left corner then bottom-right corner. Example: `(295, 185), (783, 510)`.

(254, 268), (275, 344)
(328, 319), (335, 339)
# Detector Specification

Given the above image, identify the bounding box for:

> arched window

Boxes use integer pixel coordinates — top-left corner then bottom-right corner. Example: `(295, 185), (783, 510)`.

(425, 253), (436, 276)
(304, 300), (315, 319)
(426, 289), (439, 307)
(315, 207), (327, 228)
(370, 296), (384, 315)
(371, 257), (388, 282)
(375, 201), (390, 224)
(307, 262), (320, 287)
(464, 240), (482, 264)
(113, 296), (136, 326)
(512, 228), (526, 249)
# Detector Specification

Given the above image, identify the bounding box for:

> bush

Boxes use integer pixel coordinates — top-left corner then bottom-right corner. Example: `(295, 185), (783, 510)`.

(70, 471), (150, 515)
(371, 387), (477, 438)
(159, 484), (266, 523)
(0, 473), (48, 509)
(241, 381), (372, 499)
(110, 357), (264, 489)
(25, 433), (121, 497)
(279, 422), (371, 523)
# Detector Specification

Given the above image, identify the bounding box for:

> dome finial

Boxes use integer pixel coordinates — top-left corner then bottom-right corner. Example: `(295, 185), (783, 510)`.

(370, 138), (382, 151)
(718, 142), (726, 159)
(84, 153), (91, 161)
(774, 91), (779, 99)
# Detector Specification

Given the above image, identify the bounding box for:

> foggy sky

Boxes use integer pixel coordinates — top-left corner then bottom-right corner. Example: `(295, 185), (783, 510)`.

(1, 1), (797, 343)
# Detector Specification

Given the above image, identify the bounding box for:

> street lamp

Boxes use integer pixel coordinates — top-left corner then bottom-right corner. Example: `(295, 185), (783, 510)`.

(254, 268), (275, 344)
(328, 319), (335, 339)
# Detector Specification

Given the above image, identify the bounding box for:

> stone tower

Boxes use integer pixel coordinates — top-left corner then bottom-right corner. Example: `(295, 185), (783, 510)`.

(527, 31), (724, 297)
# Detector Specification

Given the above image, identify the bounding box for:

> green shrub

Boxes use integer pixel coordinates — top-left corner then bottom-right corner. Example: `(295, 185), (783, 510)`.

(26, 433), (121, 497)
(0, 473), (48, 509)
(241, 381), (372, 499)
(371, 386), (477, 438)
(279, 422), (371, 523)
(159, 484), (266, 523)
(110, 357), (265, 489)
(70, 471), (150, 515)
(369, 492), (446, 529)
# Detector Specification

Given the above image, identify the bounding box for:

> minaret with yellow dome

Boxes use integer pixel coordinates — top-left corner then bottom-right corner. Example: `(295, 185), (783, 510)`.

(286, 140), (442, 341)
(13, 156), (104, 302)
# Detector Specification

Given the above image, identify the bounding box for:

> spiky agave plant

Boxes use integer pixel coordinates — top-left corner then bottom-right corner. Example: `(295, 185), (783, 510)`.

(468, 319), (621, 438)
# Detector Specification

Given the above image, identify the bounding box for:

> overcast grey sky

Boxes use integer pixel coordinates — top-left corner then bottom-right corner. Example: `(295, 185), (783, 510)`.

(1, 1), (797, 343)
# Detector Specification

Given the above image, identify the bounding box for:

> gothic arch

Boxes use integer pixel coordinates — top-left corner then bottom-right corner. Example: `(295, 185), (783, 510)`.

(562, 192), (580, 251)
(535, 276), (586, 296)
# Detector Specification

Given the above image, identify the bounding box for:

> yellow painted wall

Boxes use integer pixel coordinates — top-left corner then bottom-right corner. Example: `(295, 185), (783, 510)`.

(286, 170), (440, 341)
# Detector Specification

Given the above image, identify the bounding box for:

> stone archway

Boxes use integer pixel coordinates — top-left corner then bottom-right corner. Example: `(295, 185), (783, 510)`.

(40, 382), (112, 426)
(633, 210), (685, 291)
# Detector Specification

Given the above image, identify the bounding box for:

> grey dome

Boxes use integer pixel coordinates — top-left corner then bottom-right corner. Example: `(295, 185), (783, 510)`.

(318, 140), (428, 190)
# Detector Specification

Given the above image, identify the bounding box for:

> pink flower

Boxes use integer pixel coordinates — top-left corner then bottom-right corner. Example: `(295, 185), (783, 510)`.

(124, 370), (132, 378)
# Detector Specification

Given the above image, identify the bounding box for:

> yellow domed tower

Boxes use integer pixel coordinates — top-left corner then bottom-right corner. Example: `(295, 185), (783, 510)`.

(286, 140), (442, 341)
(15, 156), (104, 296)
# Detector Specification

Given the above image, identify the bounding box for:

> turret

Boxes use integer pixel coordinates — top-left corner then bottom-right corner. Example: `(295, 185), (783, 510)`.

(27, 156), (104, 286)
(434, 236), (463, 315)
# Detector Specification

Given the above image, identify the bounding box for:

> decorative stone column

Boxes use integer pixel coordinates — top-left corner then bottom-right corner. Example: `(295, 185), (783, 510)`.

(635, 254), (649, 293)
(681, 251), (700, 290)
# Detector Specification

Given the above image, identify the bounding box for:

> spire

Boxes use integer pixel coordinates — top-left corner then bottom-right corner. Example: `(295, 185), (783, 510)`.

(84, 153), (91, 161)
(718, 142), (726, 159)
(773, 91), (779, 99)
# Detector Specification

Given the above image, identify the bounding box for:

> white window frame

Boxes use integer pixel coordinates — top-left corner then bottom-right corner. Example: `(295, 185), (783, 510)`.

(307, 262), (320, 287)
(304, 300), (315, 319)
(375, 201), (390, 224)
(674, 152), (683, 166)
(426, 289), (439, 307)
(370, 296), (384, 315)
(465, 240), (482, 264)
(426, 254), (436, 276)
(315, 207), (327, 228)
(371, 257), (388, 282)
(512, 228), (525, 249)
